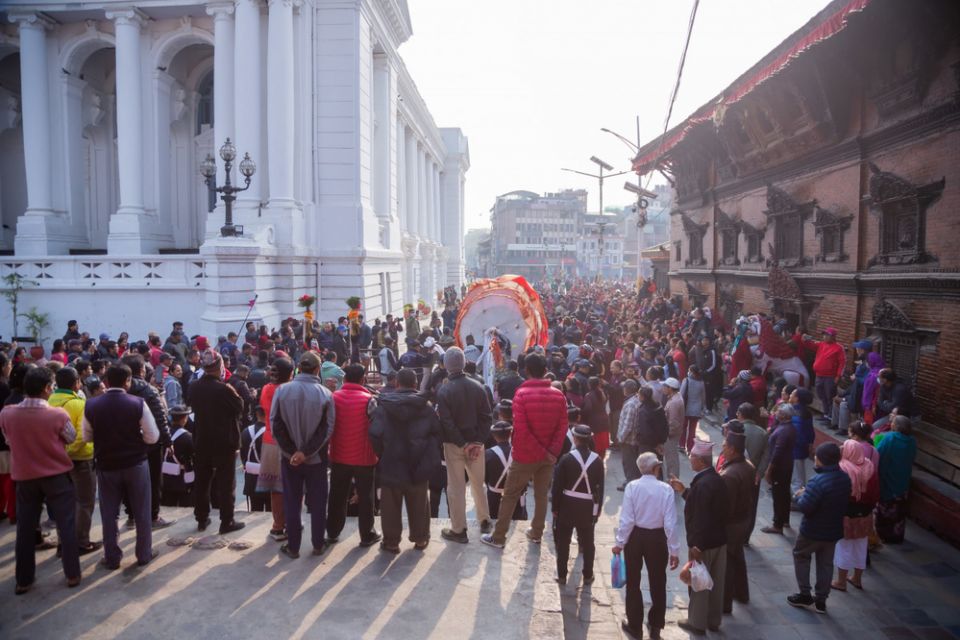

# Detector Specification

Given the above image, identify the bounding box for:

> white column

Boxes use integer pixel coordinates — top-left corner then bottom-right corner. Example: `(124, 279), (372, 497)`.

(417, 145), (426, 238)
(425, 159), (434, 241)
(234, 0), (262, 208)
(11, 14), (54, 216)
(396, 117), (406, 229)
(106, 8), (149, 253)
(433, 163), (442, 241)
(207, 2), (235, 182)
(267, 0), (295, 204)
(404, 128), (417, 234)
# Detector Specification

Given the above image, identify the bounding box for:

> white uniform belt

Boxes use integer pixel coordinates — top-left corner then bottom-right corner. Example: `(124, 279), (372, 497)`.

(562, 489), (593, 500)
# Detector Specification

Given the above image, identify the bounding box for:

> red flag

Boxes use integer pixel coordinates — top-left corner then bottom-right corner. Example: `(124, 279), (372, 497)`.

(248, 297), (257, 308)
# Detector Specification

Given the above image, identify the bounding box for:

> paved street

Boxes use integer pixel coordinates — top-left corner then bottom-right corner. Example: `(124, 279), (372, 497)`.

(1, 418), (958, 640)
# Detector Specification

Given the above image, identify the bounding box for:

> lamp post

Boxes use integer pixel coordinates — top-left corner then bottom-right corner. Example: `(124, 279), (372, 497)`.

(200, 138), (256, 237)
(561, 156), (631, 277)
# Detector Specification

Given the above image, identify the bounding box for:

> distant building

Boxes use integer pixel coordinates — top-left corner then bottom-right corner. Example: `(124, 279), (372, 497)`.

(464, 228), (490, 275)
(622, 184), (672, 280)
(489, 189), (584, 279)
(578, 211), (626, 280)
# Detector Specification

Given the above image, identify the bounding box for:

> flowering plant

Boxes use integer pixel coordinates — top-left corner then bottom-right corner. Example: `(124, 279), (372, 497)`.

(345, 296), (362, 310)
(297, 294), (316, 310)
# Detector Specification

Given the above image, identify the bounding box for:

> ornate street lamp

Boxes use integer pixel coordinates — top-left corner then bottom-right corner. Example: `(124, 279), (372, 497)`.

(200, 138), (256, 237)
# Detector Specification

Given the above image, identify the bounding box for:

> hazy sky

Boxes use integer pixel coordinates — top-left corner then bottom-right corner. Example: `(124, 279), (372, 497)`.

(400, 0), (829, 231)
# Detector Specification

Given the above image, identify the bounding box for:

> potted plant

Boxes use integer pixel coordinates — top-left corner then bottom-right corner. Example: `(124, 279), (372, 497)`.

(298, 294), (317, 343)
(345, 296), (361, 322)
(20, 307), (50, 360)
(297, 294), (316, 312)
(2, 273), (35, 340)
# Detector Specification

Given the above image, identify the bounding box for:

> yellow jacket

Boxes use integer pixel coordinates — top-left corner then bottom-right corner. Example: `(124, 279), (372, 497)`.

(48, 389), (92, 461)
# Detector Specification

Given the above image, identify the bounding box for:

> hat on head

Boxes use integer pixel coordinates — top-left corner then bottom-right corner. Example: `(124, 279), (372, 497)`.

(576, 358), (591, 368)
(816, 442), (842, 466)
(199, 349), (222, 369)
(99, 332), (110, 341)
(853, 339), (873, 350)
(572, 424), (592, 438)
(491, 421), (513, 434)
(169, 405), (191, 417)
(195, 336), (210, 351)
(725, 431), (746, 454)
(690, 438), (714, 457)
(822, 327), (838, 337)
(424, 337), (436, 348)
(410, 339), (421, 348)
(299, 351), (322, 371)
(738, 369), (751, 381)
(663, 377), (680, 390)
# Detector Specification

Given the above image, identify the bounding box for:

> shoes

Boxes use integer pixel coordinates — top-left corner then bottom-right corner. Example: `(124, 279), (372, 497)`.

(787, 592), (815, 610)
(78, 541), (103, 556)
(815, 600), (827, 614)
(14, 581), (34, 596)
(379, 543), (400, 555)
(414, 541), (429, 551)
(525, 527), (541, 544)
(480, 520), (493, 534)
(359, 531), (383, 548)
(219, 521), (246, 535)
(616, 484), (626, 492)
(676, 619), (706, 635)
(99, 558), (120, 571)
(441, 528), (469, 544)
(582, 574), (595, 585)
(152, 517), (176, 530)
(312, 543), (327, 556)
(67, 575), (82, 588)
(137, 549), (160, 567)
(325, 535), (339, 545)
(279, 543), (300, 559)
(480, 533), (505, 549)
(270, 528), (288, 542)
(620, 620), (639, 639)
(35, 539), (57, 551)
(197, 518), (212, 532)
(760, 526), (783, 535)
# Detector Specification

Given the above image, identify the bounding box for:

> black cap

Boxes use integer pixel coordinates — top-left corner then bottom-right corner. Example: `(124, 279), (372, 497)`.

(572, 424), (592, 438)
(491, 421), (513, 434)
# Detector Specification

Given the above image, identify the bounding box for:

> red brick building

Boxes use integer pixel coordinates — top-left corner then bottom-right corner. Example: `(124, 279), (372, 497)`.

(633, 0), (960, 522)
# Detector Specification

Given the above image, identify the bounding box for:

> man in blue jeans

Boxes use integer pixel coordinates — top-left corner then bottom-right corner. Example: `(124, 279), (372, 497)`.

(271, 351), (336, 559)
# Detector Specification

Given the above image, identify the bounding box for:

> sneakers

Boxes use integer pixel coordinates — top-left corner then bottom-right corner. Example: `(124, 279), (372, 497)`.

(479, 520), (493, 534)
(480, 533), (505, 549)
(441, 528), (469, 544)
(359, 531), (383, 548)
(787, 592), (816, 610)
(270, 528), (288, 541)
(815, 600), (827, 614)
(152, 517), (176, 530)
(219, 521), (246, 535)
(525, 527), (542, 544)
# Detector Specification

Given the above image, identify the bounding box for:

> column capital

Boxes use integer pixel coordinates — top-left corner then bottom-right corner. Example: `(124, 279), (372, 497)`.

(267, 0), (296, 7)
(205, 1), (236, 18)
(8, 12), (57, 31)
(235, 0), (265, 9)
(105, 7), (148, 28)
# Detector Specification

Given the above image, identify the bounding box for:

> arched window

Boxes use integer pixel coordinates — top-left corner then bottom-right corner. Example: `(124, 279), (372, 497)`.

(195, 70), (214, 136)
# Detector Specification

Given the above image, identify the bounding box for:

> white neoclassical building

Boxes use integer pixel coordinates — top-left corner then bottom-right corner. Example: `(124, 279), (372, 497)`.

(0, 0), (468, 340)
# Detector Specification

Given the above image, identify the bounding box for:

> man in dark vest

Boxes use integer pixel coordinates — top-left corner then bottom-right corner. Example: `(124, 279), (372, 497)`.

(82, 364), (160, 569)
(121, 354), (174, 529)
(552, 424), (604, 585)
(190, 349), (245, 534)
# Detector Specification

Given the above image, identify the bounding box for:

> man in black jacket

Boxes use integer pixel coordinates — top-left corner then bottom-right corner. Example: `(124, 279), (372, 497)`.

(437, 347), (493, 543)
(496, 361), (524, 401)
(368, 368), (442, 553)
(552, 425), (604, 585)
(121, 354), (174, 529)
(190, 350), (245, 534)
(669, 438), (729, 635)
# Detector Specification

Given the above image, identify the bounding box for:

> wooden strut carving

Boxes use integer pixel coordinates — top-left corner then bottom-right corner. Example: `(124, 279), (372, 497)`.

(872, 293), (915, 332)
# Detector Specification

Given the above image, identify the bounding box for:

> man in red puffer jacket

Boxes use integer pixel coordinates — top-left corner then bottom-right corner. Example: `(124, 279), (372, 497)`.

(326, 364), (381, 547)
(482, 354), (568, 549)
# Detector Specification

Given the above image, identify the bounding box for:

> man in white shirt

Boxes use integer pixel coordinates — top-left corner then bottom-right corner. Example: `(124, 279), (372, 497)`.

(612, 452), (680, 640)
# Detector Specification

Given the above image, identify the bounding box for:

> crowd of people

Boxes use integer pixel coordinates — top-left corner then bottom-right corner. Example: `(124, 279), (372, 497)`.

(0, 277), (922, 639)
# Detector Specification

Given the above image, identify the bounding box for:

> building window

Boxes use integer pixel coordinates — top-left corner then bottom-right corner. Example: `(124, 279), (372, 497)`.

(680, 213), (707, 267)
(715, 207), (740, 267)
(742, 221), (765, 264)
(764, 184), (813, 267)
(812, 206), (852, 263)
(880, 333), (919, 391)
(195, 71), (214, 136)
(867, 163), (944, 267)
(674, 241), (682, 262)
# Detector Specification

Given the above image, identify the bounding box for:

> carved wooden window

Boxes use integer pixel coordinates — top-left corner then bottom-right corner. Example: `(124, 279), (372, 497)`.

(813, 206), (851, 263)
(680, 213), (708, 268)
(715, 207), (740, 266)
(745, 232), (762, 263)
(880, 334), (919, 391)
(674, 241), (682, 263)
(867, 163), (944, 267)
(764, 185), (812, 268)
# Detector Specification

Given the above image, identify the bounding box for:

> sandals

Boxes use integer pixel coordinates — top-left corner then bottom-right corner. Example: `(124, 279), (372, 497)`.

(849, 579), (864, 590)
(830, 581), (847, 592)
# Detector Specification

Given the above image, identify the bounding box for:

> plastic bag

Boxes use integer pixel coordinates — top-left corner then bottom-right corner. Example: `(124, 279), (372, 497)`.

(611, 553), (626, 589)
(688, 560), (714, 592)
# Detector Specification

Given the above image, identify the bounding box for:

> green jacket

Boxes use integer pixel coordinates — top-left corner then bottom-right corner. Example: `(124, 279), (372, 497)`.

(49, 389), (91, 461)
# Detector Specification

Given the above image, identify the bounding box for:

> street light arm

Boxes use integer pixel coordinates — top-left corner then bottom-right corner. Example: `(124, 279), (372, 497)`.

(600, 128), (639, 152)
(560, 167), (600, 179)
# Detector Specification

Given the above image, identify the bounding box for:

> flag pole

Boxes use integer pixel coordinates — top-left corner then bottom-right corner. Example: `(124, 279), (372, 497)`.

(238, 294), (258, 338)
